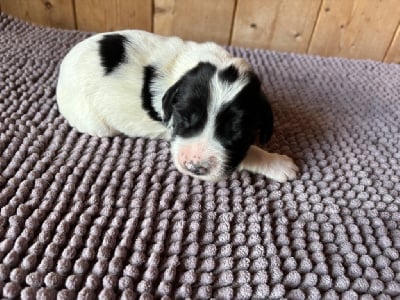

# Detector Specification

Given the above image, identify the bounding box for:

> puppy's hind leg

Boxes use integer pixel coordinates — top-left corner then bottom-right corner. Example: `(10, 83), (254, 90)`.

(58, 99), (118, 137)
(77, 111), (118, 137)
(238, 145), (298, 182)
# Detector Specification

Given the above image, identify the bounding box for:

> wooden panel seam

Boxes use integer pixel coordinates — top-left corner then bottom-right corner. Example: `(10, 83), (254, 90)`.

(306, 0), (324, 53)
(71, 0), (78, 29)
(228, 0), (238, 45)
(383, 20), (400, 62)
(231, 0), (322, 53)
(308, 0), (400, 61)
(150, 0), (155, 32)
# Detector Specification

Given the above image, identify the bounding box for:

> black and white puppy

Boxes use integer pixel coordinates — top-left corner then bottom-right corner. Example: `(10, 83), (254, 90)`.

(57, 30), (298, 182)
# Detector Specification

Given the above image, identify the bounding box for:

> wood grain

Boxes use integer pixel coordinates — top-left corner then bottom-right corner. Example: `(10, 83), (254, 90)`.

(0, 0), (75, 29)
(153, 0), (236, 44)
(384, 22), (400, 63)
(74, 0), (152, 32)
(231, 0), (321, 53)
(153, 0), (175, 36)
(1, 0), (400, 62)
(308, 0), (400, 61)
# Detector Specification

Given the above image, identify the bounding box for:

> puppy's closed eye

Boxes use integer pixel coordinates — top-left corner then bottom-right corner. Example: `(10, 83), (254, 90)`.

(174, 109), (205, 134)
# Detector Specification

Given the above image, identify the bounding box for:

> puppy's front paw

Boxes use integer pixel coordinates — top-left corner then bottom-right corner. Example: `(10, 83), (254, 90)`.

(263, 153), (298, 182)
(240, 146), (299, 183)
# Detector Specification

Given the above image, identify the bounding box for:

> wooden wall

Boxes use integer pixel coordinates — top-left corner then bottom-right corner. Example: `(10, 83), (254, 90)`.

(1, 0), (399, 63)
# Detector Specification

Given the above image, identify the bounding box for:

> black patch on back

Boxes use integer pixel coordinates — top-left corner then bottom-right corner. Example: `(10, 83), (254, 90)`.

(219, 65), (239, 83)
(215, 72), (273, 174)
(141, 65), (162, 122)
(162, 62), (217, 137)
(98, 34), (128, 74)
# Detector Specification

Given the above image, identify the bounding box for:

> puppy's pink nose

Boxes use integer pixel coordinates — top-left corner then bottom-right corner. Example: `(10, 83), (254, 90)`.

(184, 161), (209, 176)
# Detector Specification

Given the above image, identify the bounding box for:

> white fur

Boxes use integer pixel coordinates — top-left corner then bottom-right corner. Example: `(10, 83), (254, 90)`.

(57, 30), (298, 182)
(238, 146), (299, 182)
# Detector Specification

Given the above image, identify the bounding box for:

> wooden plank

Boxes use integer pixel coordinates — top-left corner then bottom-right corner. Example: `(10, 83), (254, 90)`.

(308, 0), (400, 61)
(231, 0), (321, 53)
(74, 0), (152, 32)
(153, 0), (236, 45)
(0, 0), (75, 29)
(153, 0), (175, 36)
(0, 0), (29, 22)
(384, 22), (400, 63)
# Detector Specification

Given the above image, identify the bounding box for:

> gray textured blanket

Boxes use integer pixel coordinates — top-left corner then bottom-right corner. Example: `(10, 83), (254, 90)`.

(1, 13), (400, 299)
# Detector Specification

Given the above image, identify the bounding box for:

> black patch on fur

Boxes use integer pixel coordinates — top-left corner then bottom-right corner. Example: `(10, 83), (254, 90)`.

(142, 65), (162, 122)
(98, 34), (128, 74)
(215, 72), (273, 174)
(219, 65), (239, 83)
(162, 62), (217, 137)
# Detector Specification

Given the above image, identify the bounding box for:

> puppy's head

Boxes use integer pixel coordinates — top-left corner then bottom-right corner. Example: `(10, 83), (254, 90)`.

(162, 62), (273, 181)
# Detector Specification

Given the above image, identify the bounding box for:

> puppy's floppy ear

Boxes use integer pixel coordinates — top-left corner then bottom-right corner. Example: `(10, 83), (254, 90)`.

(162, 81), (180, 123)
(258, 92), (274, 144)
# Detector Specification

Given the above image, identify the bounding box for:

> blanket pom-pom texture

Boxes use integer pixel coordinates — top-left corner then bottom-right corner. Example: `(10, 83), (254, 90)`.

(1, 13), (400, 299)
